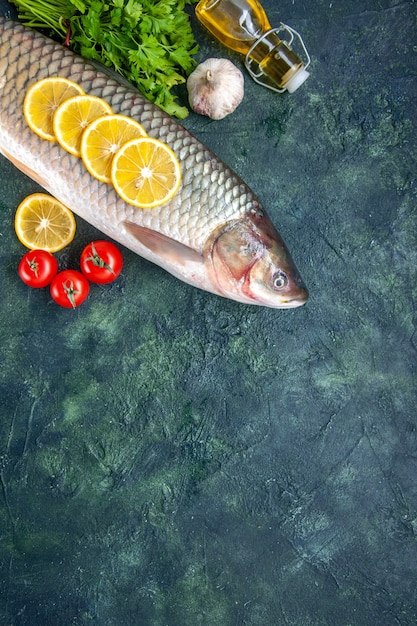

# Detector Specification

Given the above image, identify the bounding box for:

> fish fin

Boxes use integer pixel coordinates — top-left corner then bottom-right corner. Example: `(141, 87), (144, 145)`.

(0, 147), (49, 188)
(122, 221), (204, 267)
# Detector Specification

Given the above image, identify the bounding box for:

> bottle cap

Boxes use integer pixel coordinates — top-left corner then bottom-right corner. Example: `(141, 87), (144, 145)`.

(285, 68), (310, 93)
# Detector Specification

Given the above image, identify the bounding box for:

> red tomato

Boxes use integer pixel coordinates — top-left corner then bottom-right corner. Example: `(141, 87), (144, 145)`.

(18, 250), (58, 288)
(80, 240), (123, 284)
(50, 270), (90, 308)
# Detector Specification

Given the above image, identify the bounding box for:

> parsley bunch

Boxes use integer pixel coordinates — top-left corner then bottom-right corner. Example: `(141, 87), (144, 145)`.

(11, 0), (199, 118)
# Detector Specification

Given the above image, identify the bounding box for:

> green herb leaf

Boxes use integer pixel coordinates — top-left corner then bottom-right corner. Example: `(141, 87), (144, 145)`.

(10, 0), (199, 118)
(70, 0), (86, 14)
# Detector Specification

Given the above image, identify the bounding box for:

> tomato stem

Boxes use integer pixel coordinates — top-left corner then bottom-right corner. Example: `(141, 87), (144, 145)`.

(63, 279), (80, 309)
(26, 256), (39, 277)
(85, 242), (115, 275)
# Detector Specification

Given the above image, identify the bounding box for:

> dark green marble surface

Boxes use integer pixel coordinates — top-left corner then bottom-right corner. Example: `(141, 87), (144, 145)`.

(1, 1), (416, 624)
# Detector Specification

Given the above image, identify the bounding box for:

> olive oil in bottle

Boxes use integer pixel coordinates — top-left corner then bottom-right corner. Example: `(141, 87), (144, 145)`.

(196, 0), (310, 93)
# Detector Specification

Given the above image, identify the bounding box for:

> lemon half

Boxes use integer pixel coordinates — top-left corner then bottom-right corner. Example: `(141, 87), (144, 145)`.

(81, 114), (147, 183)
(15, 193), (76, 252)
(111, 137), (182, 209)
(23, 76), (85, 141)
(53, 94), (113, 157)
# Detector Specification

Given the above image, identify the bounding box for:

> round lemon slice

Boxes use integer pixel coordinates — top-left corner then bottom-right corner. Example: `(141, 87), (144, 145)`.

(80, 114), (147, 183)
(53, 94), (113, 157)
(111, 137), (182, 209)
(15, 193), (76, 252)
(23, 76), (85, 141)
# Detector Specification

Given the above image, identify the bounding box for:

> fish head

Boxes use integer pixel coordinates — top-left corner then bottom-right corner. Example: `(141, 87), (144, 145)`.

(122, 208), (307, 308)
(207, 209), (308, 308)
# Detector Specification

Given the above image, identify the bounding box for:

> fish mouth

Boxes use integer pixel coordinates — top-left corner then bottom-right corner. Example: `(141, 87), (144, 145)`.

(275, 296), (308, 308)
(224, 287), (309, 308)
(254, 285), (309, 308)
(277, 285), (309, 308)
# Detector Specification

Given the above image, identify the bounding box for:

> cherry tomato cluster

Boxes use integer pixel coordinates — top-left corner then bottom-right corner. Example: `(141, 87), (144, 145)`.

(18, 240), (123, 309)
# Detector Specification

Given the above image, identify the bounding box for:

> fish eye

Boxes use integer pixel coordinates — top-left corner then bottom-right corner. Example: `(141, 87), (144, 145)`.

(273, 271), (288, 291)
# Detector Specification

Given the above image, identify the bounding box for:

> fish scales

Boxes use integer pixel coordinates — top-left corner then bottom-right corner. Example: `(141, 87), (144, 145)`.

(0, 18), (308, 307)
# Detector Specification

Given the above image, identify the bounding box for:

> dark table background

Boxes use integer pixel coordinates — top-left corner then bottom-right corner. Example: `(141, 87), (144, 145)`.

(1, 1), (416, 624)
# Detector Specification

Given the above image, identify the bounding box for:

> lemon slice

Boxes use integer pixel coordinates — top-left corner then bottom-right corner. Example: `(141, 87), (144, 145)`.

(15, 193), (76, 252)
(23, 77), (85, 141)
(53, 94), (113, 157)
(80, 114), (147, 183)
(111, 137), (182, 209)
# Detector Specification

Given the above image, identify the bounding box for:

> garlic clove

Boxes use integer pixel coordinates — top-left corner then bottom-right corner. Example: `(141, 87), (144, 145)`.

(187, 58), (244, 120)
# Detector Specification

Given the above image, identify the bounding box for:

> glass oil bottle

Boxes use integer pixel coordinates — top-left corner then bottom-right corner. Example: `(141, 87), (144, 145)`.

(195, 0), (310, 93)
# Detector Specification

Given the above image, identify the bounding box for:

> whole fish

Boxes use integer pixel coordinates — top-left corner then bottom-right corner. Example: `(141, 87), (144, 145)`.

(0, 18), (308, 308)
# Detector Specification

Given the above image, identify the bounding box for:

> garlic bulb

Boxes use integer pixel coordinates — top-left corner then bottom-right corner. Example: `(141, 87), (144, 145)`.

(187, 58), (244, 120)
